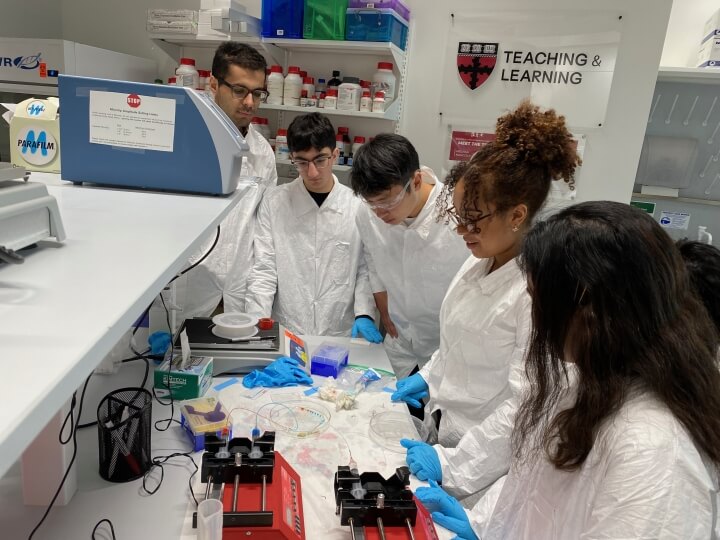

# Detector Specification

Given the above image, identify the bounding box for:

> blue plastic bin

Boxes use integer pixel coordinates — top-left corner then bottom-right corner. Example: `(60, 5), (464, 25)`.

(345, 8), (409, 50)
(261, 0), (304, 39)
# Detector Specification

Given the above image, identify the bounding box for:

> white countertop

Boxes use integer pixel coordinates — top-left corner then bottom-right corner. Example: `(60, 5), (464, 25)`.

(0, 338), (453, 540)
(0, 173), (245, 479)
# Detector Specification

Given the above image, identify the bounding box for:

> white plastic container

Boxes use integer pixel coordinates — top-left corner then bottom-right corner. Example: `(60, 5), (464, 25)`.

(283, 66), (302, 106)
(196, 69), (208, 91)
(176, 57), (199, 88)
(267, 65), (284, 105)
(324, 89), (338, 109)
(352, 136), (365, 156)
(359, 90), (372, 112)
(275, 128), (290, 160)
(372, 91), (386, 114)
(318, 92), (326, 108)
(338, 76), (361, 111)
(302, 77), (315, 101)
(372, 62), (396, 104)
(698, 225), (714, 244)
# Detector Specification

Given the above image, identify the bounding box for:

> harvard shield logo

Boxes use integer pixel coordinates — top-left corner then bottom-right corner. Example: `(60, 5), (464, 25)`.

(457, 42), (498, 90)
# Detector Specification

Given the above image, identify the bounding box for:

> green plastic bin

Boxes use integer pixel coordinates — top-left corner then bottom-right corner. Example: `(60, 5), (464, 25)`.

(303, 0), (348, 40)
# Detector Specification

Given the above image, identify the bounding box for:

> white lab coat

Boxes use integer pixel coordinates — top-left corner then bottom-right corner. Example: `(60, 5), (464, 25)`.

(177, 125), (277, 319)
(355, 168), (467, 379)
(419, 255), (531, 449)
(244, 176), (375, 336)
(473, 390), (720, 539)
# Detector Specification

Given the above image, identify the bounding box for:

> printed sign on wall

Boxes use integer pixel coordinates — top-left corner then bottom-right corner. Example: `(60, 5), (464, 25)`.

(440, 10), (622, 129)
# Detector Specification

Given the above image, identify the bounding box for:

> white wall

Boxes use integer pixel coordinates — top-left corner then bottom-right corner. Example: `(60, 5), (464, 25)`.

(400, 0), (673, 204)
(661, 0), (716, 67)
(0, 0), (62, 39)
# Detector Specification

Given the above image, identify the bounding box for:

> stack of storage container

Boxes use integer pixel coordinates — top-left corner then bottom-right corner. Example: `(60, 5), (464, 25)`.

(261, 0), (410, 50)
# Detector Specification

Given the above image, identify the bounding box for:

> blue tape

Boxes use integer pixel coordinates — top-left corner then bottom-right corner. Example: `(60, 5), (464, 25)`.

(304, 387), (319, 396)
(383, 386), (396, 393)
(214, 378), (239, 391)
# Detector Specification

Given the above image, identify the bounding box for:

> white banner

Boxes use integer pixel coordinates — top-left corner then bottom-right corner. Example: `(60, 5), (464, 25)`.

(440, 9), (622, 129)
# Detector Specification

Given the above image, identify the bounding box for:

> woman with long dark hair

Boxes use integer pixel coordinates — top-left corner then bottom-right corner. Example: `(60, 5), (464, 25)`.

(432, 201), (720, 538)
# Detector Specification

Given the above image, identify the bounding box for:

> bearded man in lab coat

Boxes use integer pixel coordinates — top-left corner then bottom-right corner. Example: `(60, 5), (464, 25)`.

(175, 42), (277, 321)
(244, 112), (380, 340)
(351, 135), (467, 385)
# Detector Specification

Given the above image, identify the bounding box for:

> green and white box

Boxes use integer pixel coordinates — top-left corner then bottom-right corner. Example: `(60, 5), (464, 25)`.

(154, 355), (213, 400)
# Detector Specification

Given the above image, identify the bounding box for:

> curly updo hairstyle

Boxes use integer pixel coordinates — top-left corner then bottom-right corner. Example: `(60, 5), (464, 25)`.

(438, 100), (581, 222)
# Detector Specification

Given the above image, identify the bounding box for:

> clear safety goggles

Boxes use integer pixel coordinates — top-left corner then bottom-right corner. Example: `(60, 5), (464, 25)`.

(362, 176), (414, 211)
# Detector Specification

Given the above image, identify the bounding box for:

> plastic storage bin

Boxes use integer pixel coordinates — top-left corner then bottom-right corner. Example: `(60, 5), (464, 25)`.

(311, 342), (349, 378)
(304, 0), (348, 40)
(347, 0), (410, 21)
(345, 8), (409, 50)
(262, 0), (304, 38)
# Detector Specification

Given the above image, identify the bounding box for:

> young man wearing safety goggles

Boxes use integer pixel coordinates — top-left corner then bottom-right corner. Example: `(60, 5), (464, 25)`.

(350, 134), (467, 412)
(244, 112), (381, 342)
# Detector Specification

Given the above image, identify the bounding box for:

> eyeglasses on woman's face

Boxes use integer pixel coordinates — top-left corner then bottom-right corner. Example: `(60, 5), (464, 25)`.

(447, 205), (495, 233)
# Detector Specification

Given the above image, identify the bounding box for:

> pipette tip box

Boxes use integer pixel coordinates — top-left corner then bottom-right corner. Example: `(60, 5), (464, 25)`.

(310, 342), (349, 378)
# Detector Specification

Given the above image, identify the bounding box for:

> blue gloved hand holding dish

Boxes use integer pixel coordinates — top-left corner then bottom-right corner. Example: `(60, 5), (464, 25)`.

(401, 438), (442, 482)
(351, 317), (383, 343)
(415, 480), (478, 540)
(242, 356), (313, 388)
(391, 372), (429, 408)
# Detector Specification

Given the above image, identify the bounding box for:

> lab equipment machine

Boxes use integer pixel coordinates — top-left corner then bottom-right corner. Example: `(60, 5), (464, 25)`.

(0, 164), (66, 263)
(58, 75), (249, 195)
(334, 466), (438, 539)
(194, 431), (306, 539)
(173, 317), (287, 375)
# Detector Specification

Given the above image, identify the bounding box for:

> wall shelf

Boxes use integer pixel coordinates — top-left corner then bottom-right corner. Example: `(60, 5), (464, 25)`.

(657, 66), (720, 83)
(260, 99), (399, 121)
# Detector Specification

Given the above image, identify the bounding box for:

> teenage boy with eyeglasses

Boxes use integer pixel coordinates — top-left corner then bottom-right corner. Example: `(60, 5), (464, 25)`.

(177, 41), (278, 322)
(351, 134), (467, 391)
(244, 113), (381, 340)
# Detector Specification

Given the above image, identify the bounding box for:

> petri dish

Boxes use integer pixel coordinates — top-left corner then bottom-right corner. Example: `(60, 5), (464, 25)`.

(369, 410), (421, 453)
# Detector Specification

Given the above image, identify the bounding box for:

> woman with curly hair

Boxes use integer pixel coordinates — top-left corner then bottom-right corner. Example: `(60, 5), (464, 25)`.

(393, 100), (580, 505)
(416, 201), (720, 539)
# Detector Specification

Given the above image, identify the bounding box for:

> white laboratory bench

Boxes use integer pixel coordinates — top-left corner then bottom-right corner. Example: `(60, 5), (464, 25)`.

(0, 172), (246, 480)
(0, 336), (452, 540)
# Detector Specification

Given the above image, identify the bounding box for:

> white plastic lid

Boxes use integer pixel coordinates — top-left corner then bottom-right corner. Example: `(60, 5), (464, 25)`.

(212, 312), (258, 329)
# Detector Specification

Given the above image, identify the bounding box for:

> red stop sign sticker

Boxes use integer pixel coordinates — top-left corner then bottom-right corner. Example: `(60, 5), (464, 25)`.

(127, 94), (141, 108)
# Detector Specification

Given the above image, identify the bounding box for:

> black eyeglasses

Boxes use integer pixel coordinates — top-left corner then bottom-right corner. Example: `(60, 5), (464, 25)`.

(291, 154), (333, 171)
(217, 77), (269, 102)
(447, 205), (494, 232)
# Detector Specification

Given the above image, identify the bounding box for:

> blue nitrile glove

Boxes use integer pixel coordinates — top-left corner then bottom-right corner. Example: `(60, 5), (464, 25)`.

(401, 439), (442, 482)
(416, 480), (478, 540)
(351, 317), (383, 343)
(242, 357), (313, 388)
(391, 373), (429, 408)
(148, 331), (172, 355)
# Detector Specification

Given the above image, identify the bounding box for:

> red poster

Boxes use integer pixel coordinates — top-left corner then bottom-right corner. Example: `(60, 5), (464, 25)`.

(449, 131), (495, 161)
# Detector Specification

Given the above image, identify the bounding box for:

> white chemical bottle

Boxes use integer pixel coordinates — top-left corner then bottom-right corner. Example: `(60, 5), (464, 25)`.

(283, 66), (302, 106)
(267, 65), (284, 105)
(275, 128), (290, 160)
(698, 225), (714, 245)
(338, 76), (361, 111)
(372, 62), (396, 104)
(176, 57), (199, 88)
(359, 90), (372, 112)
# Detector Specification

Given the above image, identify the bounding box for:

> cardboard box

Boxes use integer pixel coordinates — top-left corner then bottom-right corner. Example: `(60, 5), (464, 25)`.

(153, 355), (213, 400)
(698, 37), (720, 67)
(703, 9), (720, 45)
